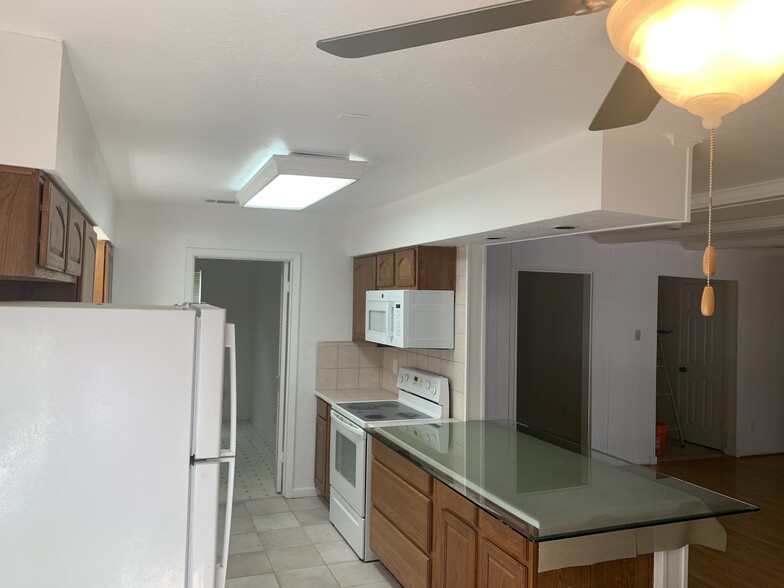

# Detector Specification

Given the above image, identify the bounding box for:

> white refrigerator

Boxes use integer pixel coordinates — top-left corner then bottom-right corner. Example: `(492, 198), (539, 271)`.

(0, 302), (237, 588)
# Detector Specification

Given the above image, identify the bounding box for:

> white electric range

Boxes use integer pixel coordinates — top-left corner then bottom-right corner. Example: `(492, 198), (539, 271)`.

(329, 367), (450, 561)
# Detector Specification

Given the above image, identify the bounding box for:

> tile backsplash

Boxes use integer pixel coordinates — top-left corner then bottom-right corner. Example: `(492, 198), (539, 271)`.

(315, 246), (468, 420)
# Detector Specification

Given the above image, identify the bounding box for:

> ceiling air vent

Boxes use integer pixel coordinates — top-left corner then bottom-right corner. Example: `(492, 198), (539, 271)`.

(205, 199), (239, 205)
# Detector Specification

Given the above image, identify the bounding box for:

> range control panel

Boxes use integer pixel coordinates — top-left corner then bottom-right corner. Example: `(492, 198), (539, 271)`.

(397, 367), (448, 402)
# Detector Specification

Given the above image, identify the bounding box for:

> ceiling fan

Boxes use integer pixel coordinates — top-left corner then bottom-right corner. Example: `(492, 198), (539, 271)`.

(316, 0), (662, 132)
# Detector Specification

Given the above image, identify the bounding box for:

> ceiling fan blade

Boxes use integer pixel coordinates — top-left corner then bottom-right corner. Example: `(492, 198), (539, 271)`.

(317, 0), (593, 58)
(589, 62), (662, 131)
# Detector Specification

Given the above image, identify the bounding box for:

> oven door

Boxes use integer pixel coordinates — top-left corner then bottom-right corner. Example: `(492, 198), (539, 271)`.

(330, 410), (368, 516)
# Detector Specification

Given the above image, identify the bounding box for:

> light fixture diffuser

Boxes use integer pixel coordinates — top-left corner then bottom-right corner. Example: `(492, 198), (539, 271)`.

(237, 154), (366, 210)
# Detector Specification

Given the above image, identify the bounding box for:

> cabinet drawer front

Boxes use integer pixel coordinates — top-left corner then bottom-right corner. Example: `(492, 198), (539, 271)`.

(435, 480), (476, 526)
(372, 438), (431, 495)
(372, 459), (431, 552)
(370, 507), (430, 588)
(478, 510), (529, 564)
(316, 397), (330, 420)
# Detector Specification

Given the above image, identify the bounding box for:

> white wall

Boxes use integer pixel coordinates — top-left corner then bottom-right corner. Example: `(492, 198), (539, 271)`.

(113, 200), (352, 496)
(486, 236), (784, 462)
(0, 32), (117, 238)
(55, 49), (117, 239)
(0, 32), (60, 170)
(348, 128), (692, 256)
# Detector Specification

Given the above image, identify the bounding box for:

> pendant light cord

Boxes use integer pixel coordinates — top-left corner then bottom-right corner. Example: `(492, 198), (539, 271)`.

(707, 128), (714, 287)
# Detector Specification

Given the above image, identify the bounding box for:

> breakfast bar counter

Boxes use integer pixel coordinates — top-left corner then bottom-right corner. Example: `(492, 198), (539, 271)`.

(368, 420), (757, 588)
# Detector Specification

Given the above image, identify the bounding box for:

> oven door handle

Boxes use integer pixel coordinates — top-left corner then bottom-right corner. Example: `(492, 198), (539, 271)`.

(331, 410), (366, 439)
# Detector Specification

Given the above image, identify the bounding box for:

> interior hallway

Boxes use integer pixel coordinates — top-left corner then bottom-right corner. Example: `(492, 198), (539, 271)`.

(656, 453), (784, 588)
(222, 420), (278, 502)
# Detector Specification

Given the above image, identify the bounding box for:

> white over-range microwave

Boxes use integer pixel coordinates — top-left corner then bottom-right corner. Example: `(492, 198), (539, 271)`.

(365, 289), (454, 349)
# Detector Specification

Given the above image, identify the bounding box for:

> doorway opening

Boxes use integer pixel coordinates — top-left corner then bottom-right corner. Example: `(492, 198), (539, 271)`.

(187, 249), (299, 502)
(515, 270), (591, 446)
(656, 276), (738, 460)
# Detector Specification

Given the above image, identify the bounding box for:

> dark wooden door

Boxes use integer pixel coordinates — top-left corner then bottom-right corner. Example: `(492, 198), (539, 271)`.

(394, 248), (416, 288)
(65, 204), (85, 276)
(79, 225), (98, 302)
(376, 252), (394, 288)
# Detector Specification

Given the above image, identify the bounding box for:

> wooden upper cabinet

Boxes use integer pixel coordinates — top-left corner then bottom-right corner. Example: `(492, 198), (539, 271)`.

(353, 256), (377, 341)
(39, 180), (69, 273)
(94, 240), (114, 303)
(374, 246), (456, 290)
(376, 252), (394, 288)
(79, 225), (98, 302)
(0, 166), (40, 277)
(65, 204), (86, 276)
(394, 248), (416, 288)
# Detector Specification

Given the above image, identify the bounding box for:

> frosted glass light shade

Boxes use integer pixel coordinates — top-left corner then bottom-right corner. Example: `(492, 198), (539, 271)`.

(607, 0), (784, 128)
(237, 154), (367, 210)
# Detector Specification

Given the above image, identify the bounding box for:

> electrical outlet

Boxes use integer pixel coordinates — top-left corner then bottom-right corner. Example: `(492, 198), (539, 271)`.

(393, 359), (398, 374)
(634, 329), (641, 341)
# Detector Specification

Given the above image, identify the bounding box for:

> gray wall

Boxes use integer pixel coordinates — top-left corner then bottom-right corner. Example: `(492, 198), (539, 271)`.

(252, 263), (282, 447)
(196, 258), (259, 421)
(516, 271), (589, 444)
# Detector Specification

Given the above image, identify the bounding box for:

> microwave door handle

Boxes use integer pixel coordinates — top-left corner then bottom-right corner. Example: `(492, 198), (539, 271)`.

(387, 301), (394, 339)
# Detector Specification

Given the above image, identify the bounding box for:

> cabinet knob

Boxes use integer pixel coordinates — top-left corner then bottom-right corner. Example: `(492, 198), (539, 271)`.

(678, 367), (687, 373)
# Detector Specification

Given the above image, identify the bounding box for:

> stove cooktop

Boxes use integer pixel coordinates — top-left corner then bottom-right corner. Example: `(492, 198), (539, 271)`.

(335, 400), (432, 423)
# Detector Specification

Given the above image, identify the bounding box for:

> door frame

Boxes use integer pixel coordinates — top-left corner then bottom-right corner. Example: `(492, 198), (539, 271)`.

(184, 247), (302, 498)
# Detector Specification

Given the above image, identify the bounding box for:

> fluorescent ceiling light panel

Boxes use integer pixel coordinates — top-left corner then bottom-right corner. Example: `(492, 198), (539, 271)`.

(237, 154), (367, 210)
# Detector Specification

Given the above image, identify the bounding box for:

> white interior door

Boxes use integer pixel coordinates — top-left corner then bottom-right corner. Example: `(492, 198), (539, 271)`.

(275, 263), (290, 494)
(677, 283), (725, 449)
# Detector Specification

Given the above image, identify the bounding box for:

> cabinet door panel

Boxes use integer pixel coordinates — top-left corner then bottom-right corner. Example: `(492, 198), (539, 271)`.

(0, 167), (39, 277)
(94, 240), (114, 303)
(435, 509), (476, 588)
(78, 225), (98, 302)
(394, 248), (416, 288)
(353, 256), (376, 341)
(376, 253), (394, 288)
(478, 538), (527, 588)
(39, 180), (68, 272)
(65, 204), (85, 276)
(315, 415), (327, 495)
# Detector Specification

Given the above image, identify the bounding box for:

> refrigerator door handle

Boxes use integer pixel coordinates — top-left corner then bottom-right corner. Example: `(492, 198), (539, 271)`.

(214, 455), (235, 588)
(221, 323), (237, 459)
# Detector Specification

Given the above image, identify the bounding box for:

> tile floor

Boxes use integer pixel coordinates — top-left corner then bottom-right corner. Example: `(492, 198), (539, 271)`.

(223, 495), (402, 588)
(221, 421), (279, 501)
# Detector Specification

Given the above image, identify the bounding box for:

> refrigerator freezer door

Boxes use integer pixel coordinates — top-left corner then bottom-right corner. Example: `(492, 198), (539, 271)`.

(0, 304), (198, 587)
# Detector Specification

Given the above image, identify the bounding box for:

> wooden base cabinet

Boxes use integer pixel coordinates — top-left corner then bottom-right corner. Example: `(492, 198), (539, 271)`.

(370, 439), (433, 588)
(314, 398), (330, 500)
(372, 441), (653, 588)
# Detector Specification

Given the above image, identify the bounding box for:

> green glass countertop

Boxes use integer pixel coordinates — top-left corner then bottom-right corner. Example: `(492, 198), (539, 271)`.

(369, 420), (758, 542)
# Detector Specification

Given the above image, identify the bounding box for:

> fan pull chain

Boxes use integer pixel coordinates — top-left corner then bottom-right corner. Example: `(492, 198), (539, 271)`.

(701, 128), (716, 317)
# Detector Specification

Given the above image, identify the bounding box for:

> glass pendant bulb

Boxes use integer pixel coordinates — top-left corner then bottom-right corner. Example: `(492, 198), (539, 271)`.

(607, 0), (784, 129)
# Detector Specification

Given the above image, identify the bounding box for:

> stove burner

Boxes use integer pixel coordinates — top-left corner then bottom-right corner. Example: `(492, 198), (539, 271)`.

(349, 402), (383, 410)
(396, 412), (421, 419)
(363, 414), (385, 420)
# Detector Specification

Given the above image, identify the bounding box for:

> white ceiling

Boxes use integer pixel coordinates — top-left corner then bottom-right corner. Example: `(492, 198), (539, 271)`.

(4, 0), (784, 246)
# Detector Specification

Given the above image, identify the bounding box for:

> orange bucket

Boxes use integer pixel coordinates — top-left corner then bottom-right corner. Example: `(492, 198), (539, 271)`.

(655, 421), (668, 458)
